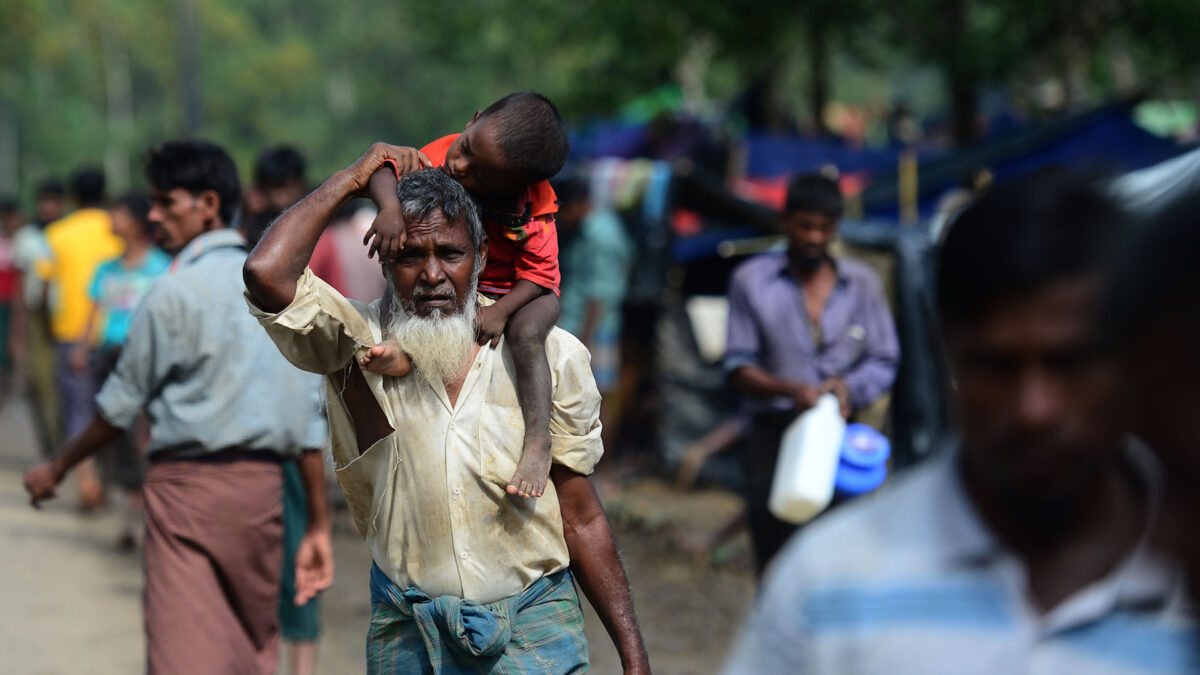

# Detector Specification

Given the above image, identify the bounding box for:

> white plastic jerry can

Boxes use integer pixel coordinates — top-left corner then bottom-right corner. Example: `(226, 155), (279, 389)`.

(768, 393), (847, 524)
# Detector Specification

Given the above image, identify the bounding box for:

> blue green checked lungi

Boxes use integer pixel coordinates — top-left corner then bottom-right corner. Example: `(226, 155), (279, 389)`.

(366, 563), (589, 674)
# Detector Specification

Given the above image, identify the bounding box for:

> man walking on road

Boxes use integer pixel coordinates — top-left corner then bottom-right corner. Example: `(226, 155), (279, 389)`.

(24, 140), (333, 675)
(244, 152), (651, 674)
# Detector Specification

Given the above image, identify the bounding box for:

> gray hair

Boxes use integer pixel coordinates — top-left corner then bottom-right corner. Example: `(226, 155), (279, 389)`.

(395, 169), (484, 249)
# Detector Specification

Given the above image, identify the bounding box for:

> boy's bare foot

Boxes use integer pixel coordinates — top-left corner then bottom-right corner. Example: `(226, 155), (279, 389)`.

(359, 343), (413, 377)
(507, 434), (552, 498)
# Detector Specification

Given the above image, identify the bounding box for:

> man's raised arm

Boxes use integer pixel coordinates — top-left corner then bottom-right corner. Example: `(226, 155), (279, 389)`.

(244, 143), (407, 312)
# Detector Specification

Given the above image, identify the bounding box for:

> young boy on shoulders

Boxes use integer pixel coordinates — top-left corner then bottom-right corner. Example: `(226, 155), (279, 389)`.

(362, 91), (570, 501)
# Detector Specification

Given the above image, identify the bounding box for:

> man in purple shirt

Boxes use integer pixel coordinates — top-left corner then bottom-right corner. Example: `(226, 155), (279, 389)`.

(725, 173), (900, 576)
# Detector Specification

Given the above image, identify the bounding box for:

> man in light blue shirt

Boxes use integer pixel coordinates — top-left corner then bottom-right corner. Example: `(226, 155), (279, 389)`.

(726, 176), (1197, 674)
(23, 140), (333, 674)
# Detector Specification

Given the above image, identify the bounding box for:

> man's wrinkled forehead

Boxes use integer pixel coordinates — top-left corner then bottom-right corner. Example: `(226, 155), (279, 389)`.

(404, 210), (470, 241)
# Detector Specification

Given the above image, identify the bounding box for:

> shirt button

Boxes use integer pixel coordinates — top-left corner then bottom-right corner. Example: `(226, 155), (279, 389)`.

(450, 423), (457, 430)
(460, 552), (468, 559)
(452, 487), (461, 495)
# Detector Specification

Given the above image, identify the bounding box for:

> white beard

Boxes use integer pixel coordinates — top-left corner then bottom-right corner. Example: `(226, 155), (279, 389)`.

(383, 274), (478, 387)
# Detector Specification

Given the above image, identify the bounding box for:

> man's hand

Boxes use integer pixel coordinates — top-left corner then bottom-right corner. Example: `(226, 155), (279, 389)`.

(293, 528), (334, 606)
(792, 383), (820, 413)
(819, 377), (852, 419)
(476, 303), (509, 348)
(343, 143), (432, 197)
(24, 460), (64, 508)
(70, 344), (89, 373)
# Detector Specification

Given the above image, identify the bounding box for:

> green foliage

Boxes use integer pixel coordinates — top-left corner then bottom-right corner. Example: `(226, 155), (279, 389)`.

(1, 0), (1197, 207)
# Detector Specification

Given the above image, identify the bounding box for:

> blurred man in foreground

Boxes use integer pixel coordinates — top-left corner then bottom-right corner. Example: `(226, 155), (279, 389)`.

(725, 173), (899, 576)
(1105, 190), (1200, 598)
(725, 177), (1197, 674)
(24, 140), (332, 674)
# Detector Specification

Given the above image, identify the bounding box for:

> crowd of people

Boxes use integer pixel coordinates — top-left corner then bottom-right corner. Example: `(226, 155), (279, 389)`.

(1, 88), (1198, 674)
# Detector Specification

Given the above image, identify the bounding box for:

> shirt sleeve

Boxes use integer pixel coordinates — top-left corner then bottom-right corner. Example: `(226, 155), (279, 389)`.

(546, 332), (604, 475)
(94, 285), (185, 429)
(842, 272), (901, 409)
(245, 267), (377, 376)
(510, 214), (561, 294)
(723, 267), (763, 374)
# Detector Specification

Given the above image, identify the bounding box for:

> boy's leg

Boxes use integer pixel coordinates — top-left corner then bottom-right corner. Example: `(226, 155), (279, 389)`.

(505, 293), (559, 498)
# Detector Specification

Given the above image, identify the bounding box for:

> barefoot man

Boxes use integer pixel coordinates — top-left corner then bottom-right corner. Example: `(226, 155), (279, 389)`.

(243, 150), (651, 674)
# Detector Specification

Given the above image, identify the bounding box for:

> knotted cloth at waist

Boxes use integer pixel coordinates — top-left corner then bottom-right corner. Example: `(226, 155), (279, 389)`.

(367, 563), (589, 674)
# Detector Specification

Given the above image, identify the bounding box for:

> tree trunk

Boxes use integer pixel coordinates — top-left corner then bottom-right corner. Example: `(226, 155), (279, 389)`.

(101, 27), (134, 193)
(944, 0), (977, 145)
(177, 0), (202, 134)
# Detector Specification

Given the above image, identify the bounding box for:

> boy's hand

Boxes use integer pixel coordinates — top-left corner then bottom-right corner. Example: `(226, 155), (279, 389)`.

(388, 146), (434, 178)
(476, 303), (509, 348)
(365, 202), (407, 261)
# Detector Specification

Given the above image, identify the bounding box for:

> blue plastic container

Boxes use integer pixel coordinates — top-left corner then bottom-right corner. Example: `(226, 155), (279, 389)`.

(834, 424), (891, 497)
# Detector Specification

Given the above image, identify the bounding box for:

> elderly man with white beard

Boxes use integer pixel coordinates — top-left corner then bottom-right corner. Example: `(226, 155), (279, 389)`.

(243, 145), (650, 675)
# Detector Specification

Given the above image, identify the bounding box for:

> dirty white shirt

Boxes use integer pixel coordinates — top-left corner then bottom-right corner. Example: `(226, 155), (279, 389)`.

(247, 268), (603, 604)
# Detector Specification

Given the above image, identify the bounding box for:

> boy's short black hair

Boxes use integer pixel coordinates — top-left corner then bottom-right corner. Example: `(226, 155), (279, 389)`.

(70, 166), (106, 206)
(479, 91), (570, 183)
(112, 192), (153, 237)
(937, 172), (1126, 329)
(0, 197), (18, 215)
(784, 173), (843, 220)
(254, 146), (307, 188)
(145, 140), (241, 227)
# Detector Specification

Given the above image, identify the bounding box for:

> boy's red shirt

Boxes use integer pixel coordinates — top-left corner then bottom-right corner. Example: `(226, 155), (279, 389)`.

(420, 134), (560, 296)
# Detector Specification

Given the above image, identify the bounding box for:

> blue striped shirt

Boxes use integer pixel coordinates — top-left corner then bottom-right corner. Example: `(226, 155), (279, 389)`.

(95, 229), (326, 457)
(725, 442), (1198, 675)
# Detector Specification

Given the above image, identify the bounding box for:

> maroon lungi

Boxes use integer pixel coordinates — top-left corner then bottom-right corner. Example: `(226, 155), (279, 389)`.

(142, 456), (284, 675)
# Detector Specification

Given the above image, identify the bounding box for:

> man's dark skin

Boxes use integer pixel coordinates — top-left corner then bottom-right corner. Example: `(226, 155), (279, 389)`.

(243, 143), (651, 674)
(946, 275), (1144, 611)
(728, 208), (851, 417)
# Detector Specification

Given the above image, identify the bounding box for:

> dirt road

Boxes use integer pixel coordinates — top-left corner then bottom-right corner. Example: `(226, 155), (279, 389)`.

(0, 396), (755, 674)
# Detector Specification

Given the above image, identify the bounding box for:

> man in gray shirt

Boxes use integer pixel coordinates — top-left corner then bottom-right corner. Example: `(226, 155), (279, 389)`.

(23, 140), (332, 675)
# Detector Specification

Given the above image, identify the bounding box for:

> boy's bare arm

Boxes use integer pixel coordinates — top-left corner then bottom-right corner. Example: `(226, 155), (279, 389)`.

(476, 279), (552, 347)
(363, 149), (433, 262)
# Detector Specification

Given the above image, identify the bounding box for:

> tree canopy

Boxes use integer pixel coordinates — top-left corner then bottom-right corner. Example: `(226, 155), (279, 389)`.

(1, 0), (1197, 202)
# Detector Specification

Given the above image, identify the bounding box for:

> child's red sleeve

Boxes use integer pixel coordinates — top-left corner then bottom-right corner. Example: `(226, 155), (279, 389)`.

(381, 159), (401, 181)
